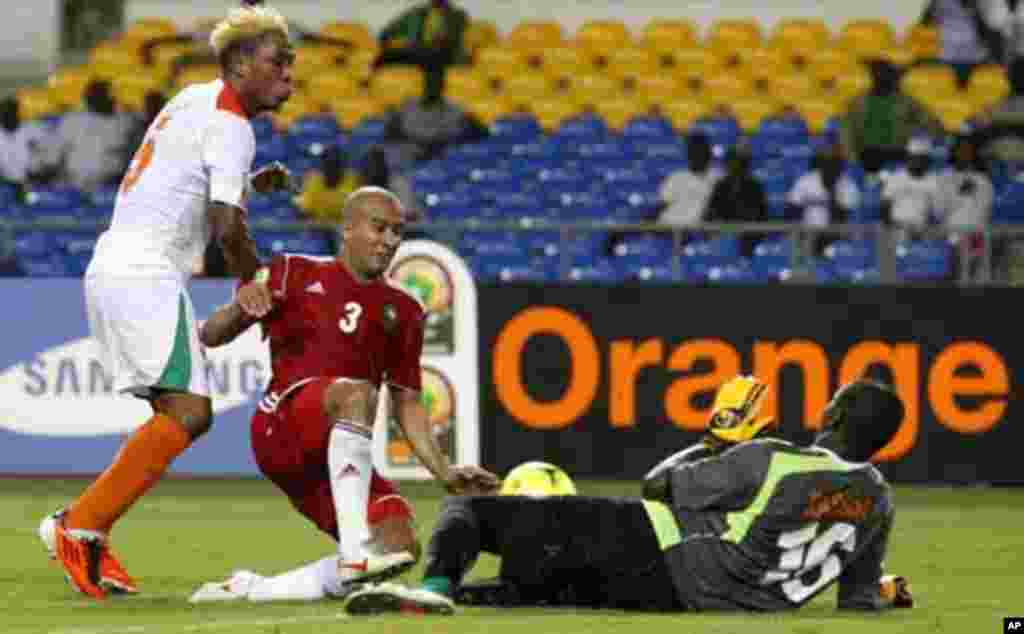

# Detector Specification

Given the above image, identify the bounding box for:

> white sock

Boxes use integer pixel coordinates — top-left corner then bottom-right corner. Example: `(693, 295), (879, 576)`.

(327, 421), (373, 563)
(246, 556), (340, 602)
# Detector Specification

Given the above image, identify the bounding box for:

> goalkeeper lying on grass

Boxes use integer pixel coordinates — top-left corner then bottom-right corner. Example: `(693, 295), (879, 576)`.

(343, 376), (914, 615)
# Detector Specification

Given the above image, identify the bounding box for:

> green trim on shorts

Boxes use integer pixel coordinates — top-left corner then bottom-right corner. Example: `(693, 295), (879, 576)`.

(642, 500), (682, 551)
(155, 294), (192, 391)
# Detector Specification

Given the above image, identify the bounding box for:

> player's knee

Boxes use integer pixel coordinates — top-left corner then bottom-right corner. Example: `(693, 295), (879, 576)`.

(154, 392), (213, 440)
(323, 379), (377, 427)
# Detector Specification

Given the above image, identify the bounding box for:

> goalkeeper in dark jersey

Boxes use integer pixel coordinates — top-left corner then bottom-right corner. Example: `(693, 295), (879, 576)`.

(343, 376), (914, 615)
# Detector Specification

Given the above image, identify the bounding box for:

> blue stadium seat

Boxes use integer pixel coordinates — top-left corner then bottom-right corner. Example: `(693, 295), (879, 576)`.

(254, 134), (289, 165)
(289, 115), (341, 139)
(824, 239), (876, 270)
(537, 167), (589, 192)
(445, 142), (499, 167)
(682, 236), (742, 277)
(693, 259), (757, 284)
(993, 181), (1024, 223)
(469, 167), (517, 188)
(18, 254), (68, 277)
(555, 114), (609, 141)
(90, 185), (119, 208)
(422, 190), (481, 221)
(691, 116), (741, 152)
(251, 116), (275, 141)
(834, 266), (881, 284)
(752, 238), (795, 267)
(577, 141), (635, 161)
(490, 115), (543, 142)
(522, 230), (609, 258)
(254, 230), (333, 257)
(459, 230), (526, 257)
(493, 191), (545, 218)
(896, 240), (953, 281)
(23, 186), (86, 214)
(0, 182), (20, 208)
(349, 117), (388, 139)
(613, 255), (679, 282)
(622, 116), (676, 140)
(471, 254), (553, 282)
(14, 231), (55, 259)
(612, 233), (674, 258)
(566, 257), (620, 283)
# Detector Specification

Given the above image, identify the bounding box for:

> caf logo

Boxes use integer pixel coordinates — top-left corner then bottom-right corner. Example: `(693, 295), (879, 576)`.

(389, 255), (453, 315)
(420, 366), (454, 431)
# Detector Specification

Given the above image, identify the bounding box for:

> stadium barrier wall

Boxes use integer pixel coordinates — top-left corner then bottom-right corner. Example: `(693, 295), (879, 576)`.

(0, 240), (479, 479)
(477, 284), (1020, 484)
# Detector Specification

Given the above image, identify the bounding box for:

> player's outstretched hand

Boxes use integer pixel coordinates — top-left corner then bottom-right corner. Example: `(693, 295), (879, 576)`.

(250, 161), (296, 194)
(237, 280), (273, 318)
(444, 465), (501, 495)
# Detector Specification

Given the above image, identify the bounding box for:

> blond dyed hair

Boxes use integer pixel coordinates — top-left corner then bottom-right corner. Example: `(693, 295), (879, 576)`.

(209, 4), (289, 57)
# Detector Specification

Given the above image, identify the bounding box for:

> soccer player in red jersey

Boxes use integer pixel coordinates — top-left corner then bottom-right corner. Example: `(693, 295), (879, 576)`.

(191, 186), (497, 602)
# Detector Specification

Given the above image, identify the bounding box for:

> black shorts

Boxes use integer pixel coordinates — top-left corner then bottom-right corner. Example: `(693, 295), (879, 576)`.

(457, 496), (682, 611)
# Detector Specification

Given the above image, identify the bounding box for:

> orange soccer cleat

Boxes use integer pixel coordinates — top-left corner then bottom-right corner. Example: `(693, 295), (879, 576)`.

(53, 519), (106, 600)
(98, 546), (139, 595)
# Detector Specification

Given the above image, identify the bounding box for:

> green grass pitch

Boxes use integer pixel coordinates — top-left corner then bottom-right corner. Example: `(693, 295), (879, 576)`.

(4, 478), (1021, 633)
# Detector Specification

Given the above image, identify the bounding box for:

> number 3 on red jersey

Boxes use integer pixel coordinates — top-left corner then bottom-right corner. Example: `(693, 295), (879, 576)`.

(339, 301), (363, 334)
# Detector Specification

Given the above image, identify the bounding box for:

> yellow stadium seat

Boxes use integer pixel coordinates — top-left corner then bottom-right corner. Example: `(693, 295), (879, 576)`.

(48, 66), (94, 110)
(123, 18), (177, 43)
(499, 72), (556, 106)
(930, 97), (975, 133)
(90, 41), (142, 68)
(830, 62), (874, 103)
(770, 19), (831, 62)
(605, 46), (660, 80)
(174, 64), (220, 90)
(112, 73), (165, 112)
(342, 49), (377, 87)
(307, 73), (363, 103)
(445, 67), (491, 101)
(575, 19), (632, 53)
(708, 19), (763, 60)
(736, 45), (795, 82)
(879, 46), (915, 67)
(371, 65), (425, 107)
(476, 46), (529, 77)
(507, 21), (564, 50)
(17, 87), (60, 120)
(464, 20), (500, 56)
(838, 19), (897, 60)
(530, 98), (583, 131)
(662, 98), (712, 132)
(901, 64), (959, 102)
(596, 96), (647, 131)
(330, 96), (387, 130)
(671, 47), (728, 93)
(766, 73), (820, 104)
(151, 42), (200, 72)
(463, 96), (517, 126)
(729, 97), (783, 132)
(294, 45), (343, 83)
(566, 73), (621, 107)
(533, 45), (594, 78)
(968, 64), (1011, 107)
(904, 24), (941, 61)
(631, 74), (685, 105)
(273, 95), (321, 132)
(641, 19), (699, 53)
(322, 21), (376, 49)
(807, 48), (859, 81)
(701, 73), (755, 104)
(795, 96), (843, 134)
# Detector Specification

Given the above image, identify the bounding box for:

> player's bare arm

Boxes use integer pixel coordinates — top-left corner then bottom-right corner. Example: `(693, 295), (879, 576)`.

(391, 387), (499, 494)
(207, 201), (264, 282)
(200, 293), (258, 348)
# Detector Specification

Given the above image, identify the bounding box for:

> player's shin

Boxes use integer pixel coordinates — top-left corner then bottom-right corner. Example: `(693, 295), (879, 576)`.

(327, 422), (374, 564)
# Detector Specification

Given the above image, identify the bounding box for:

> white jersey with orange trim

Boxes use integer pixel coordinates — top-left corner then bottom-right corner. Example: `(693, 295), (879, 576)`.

(88, 79), (255, 279)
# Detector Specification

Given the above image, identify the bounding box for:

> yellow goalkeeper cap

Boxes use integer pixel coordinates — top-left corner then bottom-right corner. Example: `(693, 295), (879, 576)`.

(707, 375), (775, 444)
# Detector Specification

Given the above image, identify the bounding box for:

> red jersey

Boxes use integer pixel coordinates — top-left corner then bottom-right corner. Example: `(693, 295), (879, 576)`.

(260, 254), (426, 396)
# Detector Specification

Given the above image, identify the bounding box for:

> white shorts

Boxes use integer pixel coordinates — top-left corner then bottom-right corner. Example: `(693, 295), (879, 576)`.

(84, 274), (209, 398)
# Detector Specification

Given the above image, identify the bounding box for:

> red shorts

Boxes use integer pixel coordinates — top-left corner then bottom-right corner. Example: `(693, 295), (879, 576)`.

(251, 377), (403, 540)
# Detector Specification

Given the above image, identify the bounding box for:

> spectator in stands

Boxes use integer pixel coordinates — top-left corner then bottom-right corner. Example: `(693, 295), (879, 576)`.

(0, 96), (54, 193)
(52, 80), (134, 191)
(382, 84), (488, 168)
(361, 146), (420, 219)
(123, 91), (168, 174)
(881, 137), (942, 239)
(375, 0), (470, 100)
(705, 142), (769, 256)
(841, 60), (942, 168)
(657, 133), (722, 228)
(920, 0), (1009, 71)
(788, 140), (861, 253)
(936, 134), (993, 279)
(294, 145), (361, 223)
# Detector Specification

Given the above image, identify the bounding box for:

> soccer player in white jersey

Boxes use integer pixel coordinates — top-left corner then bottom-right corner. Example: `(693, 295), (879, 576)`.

(38, 4), (295, 600)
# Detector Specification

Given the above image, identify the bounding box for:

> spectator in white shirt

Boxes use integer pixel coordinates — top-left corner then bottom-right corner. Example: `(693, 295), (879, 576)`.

(657, 133), (722, 227)
(881, 137), (941, 237)
(936, 134), (993, 280)
(0, 97), (54, 190)
(921, 0), (1008, 70)
(52, 80), (135, 192)
(787, 141), (861, 253)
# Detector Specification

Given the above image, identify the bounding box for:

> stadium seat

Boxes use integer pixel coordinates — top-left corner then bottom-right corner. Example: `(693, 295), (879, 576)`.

(621, 115), (677, 140)
(575, 19), (632, 55)
(901, 64), (959, 103)
(565, 73), (621, 107)
(476, 46), (529, 78)
(463, 20), (500, 57)
(16, 88), (59, 121)
(708, 19), (764, 60)
(736, 45), (796, 84)
(795, 97), (842, 134)
(254, 230), (334, 257)
(612, 254), (680, 282)
(532, 45), (594, 80)
(370, 66), (425, 107)
(807, 48), (860, 83)
(967, 65), (1011, 108)
(766, 73), (820, 104)
(830, 63), (874, 104)
(670, 48), (727, 91)
(730, 98), (784, 133)
(459, 230), (527, 257)
(612, 233), (675, 259)
(701, 73), (756, 104)
(472, 253), (553, 282)
(661, 98), (713, 132)
(445, 67), (491, 103)
(490, 114), (543, 141)
(18, 254), (68, 277)
(462, 97), (518, 127)
(700, 260), (758, 284)
(529, 98), (584, 132)
(770, 19), (831, 63)
(422, 190), (480, 221)
(931, 98), (976, 133)
(596, 97), (648, 132)
(630, 74), (685, 106)
(690, 115), (742, 150)
(903, 24), (941, 61)
(506, 21), (565, 51)
(605, 46), (659, 82)
(321, 21), (375, 49)
(23, 186), (86, 216)
(824, 239), (877, 274)
(682, 236), (742, 275)
(499, 73), (556, 106)
(838, 19), (897, 60)
(554, 112), (609, 140)
(642, 19), (699, 55)
(896, 239), (953, 281)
